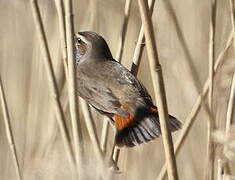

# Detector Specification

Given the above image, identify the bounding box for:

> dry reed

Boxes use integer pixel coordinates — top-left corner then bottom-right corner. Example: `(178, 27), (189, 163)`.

(156, 29), (235, 180)
(137, 0), (179, 179)
(99, 0), (133, 168)
(115, 0), (132, 62)
(79, 98), (104, 163)
(54, 0), (68, 78)
(221, 0), (235, 177)
(224, 64), (235, 159)
(64, 0), (84, 176)
(100, 117), (110, 153)
(0, 77), (22, 180)
(30, 0), (75, 172)
(217, 159), (223, 180)
(225, 0), (235, 140)
(205, 0), (217, 179)
(131, 0), (155, 76)
(2, 0), (233, 180)
(111, 0), (132, 166)
(79, 99), (113, 180)
(223, 36), (235, 180)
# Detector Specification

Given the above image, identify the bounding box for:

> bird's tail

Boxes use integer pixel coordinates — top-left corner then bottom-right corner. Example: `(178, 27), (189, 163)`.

(115, 110), (181, 147)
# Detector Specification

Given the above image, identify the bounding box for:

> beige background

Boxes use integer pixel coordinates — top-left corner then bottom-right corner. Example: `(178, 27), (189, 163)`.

(0, 0), (234, 180)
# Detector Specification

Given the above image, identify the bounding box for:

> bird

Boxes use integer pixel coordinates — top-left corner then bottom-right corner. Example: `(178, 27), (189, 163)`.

(74, 31), (181, 147)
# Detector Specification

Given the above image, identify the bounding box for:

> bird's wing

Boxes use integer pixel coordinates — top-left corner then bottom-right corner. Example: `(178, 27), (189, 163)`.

(76, 69), (129, 117)
(101, 61), (153, 107)
(76, 59), (154, 126)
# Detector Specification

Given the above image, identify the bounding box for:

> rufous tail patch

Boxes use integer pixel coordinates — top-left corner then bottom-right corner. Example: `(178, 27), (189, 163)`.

(114, 114), (134, 130)
(150, 107), (158, 113)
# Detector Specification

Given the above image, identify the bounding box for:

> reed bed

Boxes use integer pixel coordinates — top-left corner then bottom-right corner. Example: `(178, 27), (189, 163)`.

(0, 0), (235, 180)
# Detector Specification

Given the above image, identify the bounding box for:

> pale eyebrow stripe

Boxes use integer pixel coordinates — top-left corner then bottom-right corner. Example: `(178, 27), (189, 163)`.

(75, 34), (89, 44)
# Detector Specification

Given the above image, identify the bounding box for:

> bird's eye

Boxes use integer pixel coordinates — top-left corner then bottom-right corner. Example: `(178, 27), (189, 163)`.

(77, 38), (82, 44)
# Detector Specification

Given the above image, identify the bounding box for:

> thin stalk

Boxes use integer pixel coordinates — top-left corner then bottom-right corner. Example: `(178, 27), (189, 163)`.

(112, 146), (120, 163)
(100, 117), (110, 153)
(222, 0), (235, 175)
(30, 0), (75, 171)
(0, 77), (22, 180)
(224, 0), (235, 152)
(205, 0), (217, 179)
(223, 163), (231, 177)
(137, 0), (179, 179)
(64, 0), (84, 175)
(157, 82), (209, 180)
(54, 0), (68, 78)
(80, 98), (112, 180)
(217, 159), (224, 180)
(116, 0), (132, 62)
(131, 0), (156, 76)
(79, 98), (104, 163)
(100, 0), (132, 156)
(107, 0), (155, 170)
(100, 119), (110, 156)
(230, 0), (235, 32)
(107, 0), (133, 169)
(224, 64), (235, 155)
(156, 30), (234, 180)
(103, 0), (133, 172)
(106, 143), (121, 180)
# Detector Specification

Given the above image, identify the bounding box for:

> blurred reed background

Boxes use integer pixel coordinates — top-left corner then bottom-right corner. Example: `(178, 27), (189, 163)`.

(0, 0), (235, 180)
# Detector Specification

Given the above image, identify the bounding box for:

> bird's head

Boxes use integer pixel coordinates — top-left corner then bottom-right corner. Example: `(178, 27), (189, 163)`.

(74, 31), (113, 64)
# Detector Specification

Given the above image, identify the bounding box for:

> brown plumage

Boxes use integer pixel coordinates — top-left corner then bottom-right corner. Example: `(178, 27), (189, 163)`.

(74, 31), (181, 147)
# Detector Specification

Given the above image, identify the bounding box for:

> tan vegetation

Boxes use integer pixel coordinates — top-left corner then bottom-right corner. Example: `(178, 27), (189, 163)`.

(0, 0), (235, 180)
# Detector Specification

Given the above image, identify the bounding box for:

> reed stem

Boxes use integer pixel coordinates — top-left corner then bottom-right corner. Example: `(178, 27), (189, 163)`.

(137, 0), (179, 179)
(0, 77), (22, 180)
(30, 0), (75, 172)
(205, 0), (217, 179)
(131, 0), (156, 76)
(64, 0), (84, 177)
(156, 30), (234, 180)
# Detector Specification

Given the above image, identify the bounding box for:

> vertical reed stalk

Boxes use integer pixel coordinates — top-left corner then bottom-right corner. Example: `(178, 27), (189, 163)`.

(156, 29), (234, 180)
(230, 0), (235, 30)
(100, 117), (110, 153)
(0, 77), (22, 180)
(112, 146), (120, 163)
(205, 0), (217, 179)
(131, 0), (156, 76)
(54, 0), (68, 78)
(137, 0), (179, 179)
(221, 0), (235, 176)
(100, 0), (132, 162)
(54, 0), (70, 135)
(30, 0), (75, 171)
(225, 0), (235, 138)
(223, 52), (235, 170)
(115, 0), (132, 62)
(80, 98), (113, 180)
(79, 98), (104, 162)
(64, 0), (84, 176)
(217, 159), (224, 180)
(103, 0), (133, 173)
